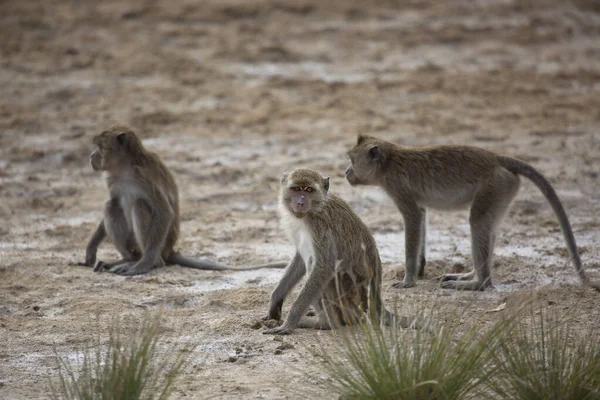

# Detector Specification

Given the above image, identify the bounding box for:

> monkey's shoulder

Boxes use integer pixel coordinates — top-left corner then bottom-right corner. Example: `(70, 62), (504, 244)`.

(322, 194), (373, 235)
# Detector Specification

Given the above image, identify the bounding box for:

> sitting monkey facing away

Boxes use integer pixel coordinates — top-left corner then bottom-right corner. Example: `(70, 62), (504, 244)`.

(346, 134), (600, 292)
(78, 126), (286, 276)
(263, 168), (413, 335)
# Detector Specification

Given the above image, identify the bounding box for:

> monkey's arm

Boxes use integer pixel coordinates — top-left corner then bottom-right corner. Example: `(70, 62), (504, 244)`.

(264, 254), (306, 321)
(263, 259), (331, 335)
(78, 220), (106, 267)
(392, 199), (425, 288)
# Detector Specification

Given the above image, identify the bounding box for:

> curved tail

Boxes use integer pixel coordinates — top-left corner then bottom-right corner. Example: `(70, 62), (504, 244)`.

(499, 156), (600, 292)
(167, 252), (287, 271)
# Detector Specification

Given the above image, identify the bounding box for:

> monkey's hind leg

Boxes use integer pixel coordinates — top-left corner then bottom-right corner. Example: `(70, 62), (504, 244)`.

(95, 199), (140, 272)
(393, 203), (425, 288)
(440, 270), (476, 282)
(94, 258), (137, 272)
(111, 199), (169, 276)
(441, 172), (518, 291)
(418, 208), (427, 278)
(296, 299), (336, 330)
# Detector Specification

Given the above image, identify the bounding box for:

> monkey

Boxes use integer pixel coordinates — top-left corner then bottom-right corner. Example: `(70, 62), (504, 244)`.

(78, 125), (287, 276)
(262, 168), (412, 335)
(345, 134), (600, 292)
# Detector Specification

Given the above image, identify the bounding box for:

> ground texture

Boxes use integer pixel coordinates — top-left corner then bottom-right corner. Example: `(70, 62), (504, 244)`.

(1, 0), (599, 398)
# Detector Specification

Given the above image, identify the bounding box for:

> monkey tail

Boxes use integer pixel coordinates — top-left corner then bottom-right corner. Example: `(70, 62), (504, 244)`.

(167, 253), (287, 271)
(499, 156), (600, 292)
(235, 262), (288, 270)
(368, 274), (396, 326)
(167, 252), (229, 271)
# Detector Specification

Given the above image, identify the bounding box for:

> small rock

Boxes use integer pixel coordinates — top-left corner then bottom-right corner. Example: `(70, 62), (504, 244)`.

(32, 306), (40, 311)
(247, 320), (262, 330)
(274, 349), (283, 355)
(276, 342), (294, 351)
(272, 335), (284, 342)
(227, 356), (237, 363)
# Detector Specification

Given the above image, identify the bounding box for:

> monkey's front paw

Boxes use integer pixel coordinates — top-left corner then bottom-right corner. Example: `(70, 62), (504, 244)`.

(440, 280), (455, 289)
(262, 326), (294, 335)
(263, 308), (282, 321)
(93, 261), (109, 272)
(440, 274), (458, 282)
(78, 254), (97, 267)
(113, 266), (145, 276)
(392, 279), (415, 289)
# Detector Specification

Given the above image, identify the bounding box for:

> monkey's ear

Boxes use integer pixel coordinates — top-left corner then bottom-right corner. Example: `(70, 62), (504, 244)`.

(280, 172), (288, 184)
(323, 177), (330, 192)
(116, 132), (128, 148)
(357, 134), (366, 145)
(368, 145), (382, 161)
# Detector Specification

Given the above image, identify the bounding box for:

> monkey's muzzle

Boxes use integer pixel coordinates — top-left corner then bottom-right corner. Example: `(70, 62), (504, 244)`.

(292, 195), (309, 218)
(90, 148), (102, 171)
(345, 165), (358, 186)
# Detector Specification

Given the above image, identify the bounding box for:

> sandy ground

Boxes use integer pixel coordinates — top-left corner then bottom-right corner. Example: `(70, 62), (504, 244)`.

(1, 0), (600, 398)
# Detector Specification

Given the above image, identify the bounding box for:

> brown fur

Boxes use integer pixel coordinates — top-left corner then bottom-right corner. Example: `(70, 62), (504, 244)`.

(346, 134), (600, 292)
(80, 126), (286, 275)
(263, 168), (408, 335)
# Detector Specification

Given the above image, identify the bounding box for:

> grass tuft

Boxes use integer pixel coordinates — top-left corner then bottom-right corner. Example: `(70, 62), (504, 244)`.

(313, 302), (518, 400)
(488, 307), (600, 400)
(50, 313), (192, 400)
(311, 297), (599, 400)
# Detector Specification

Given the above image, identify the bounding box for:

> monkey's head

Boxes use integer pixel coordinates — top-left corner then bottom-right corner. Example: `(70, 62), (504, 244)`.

(345, 134), (386, 186)
(90, 126), (144, 172)
(280, 168), (330, 219)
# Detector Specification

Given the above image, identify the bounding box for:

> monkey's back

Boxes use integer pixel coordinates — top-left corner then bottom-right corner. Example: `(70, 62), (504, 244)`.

(314, 193), (382, 281)
(316, 194), (383, 322)
(135, 151), (181, 257)
(384, 144), (507, 210)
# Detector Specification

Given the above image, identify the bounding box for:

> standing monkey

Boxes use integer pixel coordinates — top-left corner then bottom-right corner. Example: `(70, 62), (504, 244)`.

(263, 168), (407, 335)
(78, 126), (286, 275)
(345, 134), (600, 292)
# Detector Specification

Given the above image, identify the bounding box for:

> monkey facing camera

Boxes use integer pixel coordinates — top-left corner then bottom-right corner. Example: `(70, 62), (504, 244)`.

(262, 168), (414, 335)
(346, 134), (600, 292)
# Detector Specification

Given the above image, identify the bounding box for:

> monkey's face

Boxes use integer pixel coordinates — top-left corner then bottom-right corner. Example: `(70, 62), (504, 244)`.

(280, 169), (330, 218)
(90, 136), (122, 172)
(90, 128), (137, 172)
(346, 139), (384, 186)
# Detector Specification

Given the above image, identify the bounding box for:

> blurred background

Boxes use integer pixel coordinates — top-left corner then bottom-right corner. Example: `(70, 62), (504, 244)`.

(1, 0), (599, 398)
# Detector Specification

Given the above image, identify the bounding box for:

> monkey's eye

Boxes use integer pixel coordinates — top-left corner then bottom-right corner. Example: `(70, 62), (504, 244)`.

(305, 187), (314, 193)
(290, 187), (301, 192)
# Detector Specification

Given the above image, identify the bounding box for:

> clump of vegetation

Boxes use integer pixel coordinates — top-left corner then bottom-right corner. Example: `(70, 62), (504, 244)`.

(313, 300), (599, 400)
(313, 304), (515, 400)
(50, 313), (193, 400)
(488, 308), (600, 400)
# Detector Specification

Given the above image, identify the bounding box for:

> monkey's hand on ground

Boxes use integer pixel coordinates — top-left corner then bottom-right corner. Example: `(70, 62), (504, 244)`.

(111, 263), (147, 276)
(262, 325), (294, 335)
(263, 306), (282, 321)
(391, 279), (416, 289)
(93, 261), (109, 272)
(77, 252), (97, 267)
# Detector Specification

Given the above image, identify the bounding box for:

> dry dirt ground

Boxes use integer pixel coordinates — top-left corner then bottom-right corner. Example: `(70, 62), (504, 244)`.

(1, 0), (600, 398)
